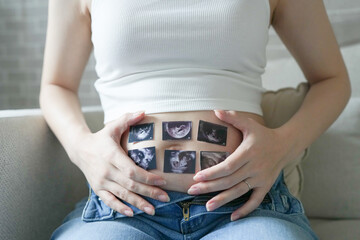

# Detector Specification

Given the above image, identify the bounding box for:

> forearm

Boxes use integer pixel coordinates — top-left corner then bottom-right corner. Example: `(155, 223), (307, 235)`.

(39, 84), (92, 166)
(277, 77), (351, 167)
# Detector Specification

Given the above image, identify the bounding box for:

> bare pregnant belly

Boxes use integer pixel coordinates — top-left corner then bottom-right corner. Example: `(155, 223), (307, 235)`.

(119, 110), (265, 193)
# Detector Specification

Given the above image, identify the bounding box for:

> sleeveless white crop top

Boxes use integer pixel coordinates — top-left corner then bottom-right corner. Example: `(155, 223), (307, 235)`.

(91, 0), (271, 124)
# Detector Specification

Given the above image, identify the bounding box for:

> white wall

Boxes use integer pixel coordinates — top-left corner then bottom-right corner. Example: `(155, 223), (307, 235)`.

(263, 0), (360, 96)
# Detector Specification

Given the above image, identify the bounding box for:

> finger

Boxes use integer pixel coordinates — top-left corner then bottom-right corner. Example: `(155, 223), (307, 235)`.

(230, 188), (266, 221)
(108, 165), (170, 202)
(204, 178), (253, 212)
(105, 180), (156, 216)
(106, 111), (146, 138)
(214, 110), (252, 136)
(193, 147), (250, 181)
(97, 190), (134, 217)
(111, 148), (167, 186)
(188, 164), (251, 195)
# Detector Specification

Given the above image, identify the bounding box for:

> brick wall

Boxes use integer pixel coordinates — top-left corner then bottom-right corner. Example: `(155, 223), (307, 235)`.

(0, 0), (99, 110)
(0, 0), (359, 110)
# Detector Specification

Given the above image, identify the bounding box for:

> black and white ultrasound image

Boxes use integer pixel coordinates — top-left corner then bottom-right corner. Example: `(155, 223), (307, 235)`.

(200, 151), (229, 170)
(128, 123), (154, 143)
(197, 120), (227, 146)
(128, 147), (156, 170)
(162, 121), (192, 140)
(163, 150), (196, 174)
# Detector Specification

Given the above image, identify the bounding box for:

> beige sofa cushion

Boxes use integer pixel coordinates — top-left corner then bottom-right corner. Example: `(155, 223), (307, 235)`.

(309, 218), (360, 240)
(301, 97), (360, 218)
(261, 82), (310, 200)
(0, 111), (104, 240)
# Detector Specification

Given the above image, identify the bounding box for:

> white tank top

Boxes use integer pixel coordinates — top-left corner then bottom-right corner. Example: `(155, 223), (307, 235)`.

(91, 0), (270, 124)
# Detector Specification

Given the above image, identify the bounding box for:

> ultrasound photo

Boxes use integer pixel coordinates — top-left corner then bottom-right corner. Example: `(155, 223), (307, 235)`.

(200, 151), (229, 170)
(128, 123), (154, 143)
(163, 150), (196, 174)
(197, 120), (227, 146)
(162, 121), (192, 140)
(128, 147), (156, 170)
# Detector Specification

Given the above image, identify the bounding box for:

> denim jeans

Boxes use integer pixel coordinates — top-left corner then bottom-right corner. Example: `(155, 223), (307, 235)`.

(51, 170), (319, 240)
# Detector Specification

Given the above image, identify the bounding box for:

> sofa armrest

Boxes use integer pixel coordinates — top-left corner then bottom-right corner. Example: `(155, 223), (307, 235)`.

(0, 108), (104, 240)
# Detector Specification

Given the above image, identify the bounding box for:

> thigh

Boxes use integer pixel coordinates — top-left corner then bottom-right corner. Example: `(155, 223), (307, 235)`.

(200, 216), (314, 240)
(51, 217), (161, 240)
(50, 197), (161, 240)
(201, 170), (319, 240)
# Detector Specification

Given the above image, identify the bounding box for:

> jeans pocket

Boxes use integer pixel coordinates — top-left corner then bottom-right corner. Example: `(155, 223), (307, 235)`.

(279, 191), (305, 215)
(81, 187), (115, 222)
(269, 175), (305, 215)
(280, 176), (306, 215)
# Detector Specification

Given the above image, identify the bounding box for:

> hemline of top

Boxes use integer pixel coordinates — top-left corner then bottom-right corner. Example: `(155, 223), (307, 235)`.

(102, 99), (264, 125)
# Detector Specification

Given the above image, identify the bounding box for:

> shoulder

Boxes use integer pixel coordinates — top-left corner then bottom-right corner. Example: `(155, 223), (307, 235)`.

(49, 0), (90, 17)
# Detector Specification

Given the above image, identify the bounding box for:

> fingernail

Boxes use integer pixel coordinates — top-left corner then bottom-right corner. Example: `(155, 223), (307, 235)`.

(206, 201), (216, 212)
(132, 110), (145, 117)
(214, 109), (225, 114)
(193, 174), (205, 181)
(144, 207), (155, 215)
(187, 187), (199, 195)
(231, 213), (240, 221)
(124, 210), (133, 217)
(154, 180), (167, 186)
(158, 195), (170, 202)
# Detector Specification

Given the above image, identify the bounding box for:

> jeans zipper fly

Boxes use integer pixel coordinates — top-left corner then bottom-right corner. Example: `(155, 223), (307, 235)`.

(181, 202), (190, 221)
(179, 201), (204, 221)
(178, 193), (271, 221)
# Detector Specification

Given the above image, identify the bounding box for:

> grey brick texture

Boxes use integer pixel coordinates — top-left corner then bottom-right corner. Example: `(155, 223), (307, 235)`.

(0, 0), (100, 110)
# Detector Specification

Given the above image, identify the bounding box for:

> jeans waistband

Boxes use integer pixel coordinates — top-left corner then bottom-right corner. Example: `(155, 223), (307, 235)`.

(82, 170), (284, 221)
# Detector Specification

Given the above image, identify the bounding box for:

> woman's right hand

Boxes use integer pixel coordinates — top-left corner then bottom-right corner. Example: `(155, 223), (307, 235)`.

(71, 111), (170, 217)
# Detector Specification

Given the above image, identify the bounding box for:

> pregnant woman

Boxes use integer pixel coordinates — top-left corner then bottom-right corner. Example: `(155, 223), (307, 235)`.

(41, 0), (351, 239)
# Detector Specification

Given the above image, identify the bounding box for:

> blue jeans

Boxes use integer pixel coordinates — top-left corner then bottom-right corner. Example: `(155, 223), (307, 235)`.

(51, 170), (319, 239)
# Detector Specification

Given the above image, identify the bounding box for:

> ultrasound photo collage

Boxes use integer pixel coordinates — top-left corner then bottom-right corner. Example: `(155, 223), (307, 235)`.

(128, 148), (230, 173)
(162, 121), (192, 140)
(128, 147), (157, 170)
(128, 123), (154, 143)
(128, 120), (227, 145)
(127, 120), (229, 173)
(164, 150), (196, 173)
(200, 151), (229, 170)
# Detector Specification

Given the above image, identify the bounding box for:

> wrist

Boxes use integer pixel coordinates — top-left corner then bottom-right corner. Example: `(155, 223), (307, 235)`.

(64, 126), (93, 165)
(274, 125), (304, 168)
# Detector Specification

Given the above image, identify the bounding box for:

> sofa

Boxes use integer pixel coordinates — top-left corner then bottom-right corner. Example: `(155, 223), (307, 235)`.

(2, 39), (360, 239)
(1, 88), (360, 240)
(2, 0), (360, 238)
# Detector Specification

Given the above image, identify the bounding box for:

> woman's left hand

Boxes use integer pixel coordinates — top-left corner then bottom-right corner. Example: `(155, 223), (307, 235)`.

(188, 110), (291, 221)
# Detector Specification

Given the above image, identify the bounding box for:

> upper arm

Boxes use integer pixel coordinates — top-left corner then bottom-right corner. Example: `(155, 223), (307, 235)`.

(271, 0), (350, 86)
(40, 0), (92, 93)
